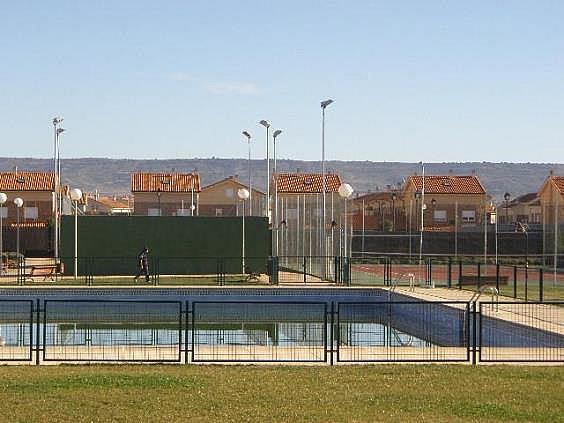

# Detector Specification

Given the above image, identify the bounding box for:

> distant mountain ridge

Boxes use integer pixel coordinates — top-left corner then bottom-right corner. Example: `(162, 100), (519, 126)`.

(1, 157), (563, 201)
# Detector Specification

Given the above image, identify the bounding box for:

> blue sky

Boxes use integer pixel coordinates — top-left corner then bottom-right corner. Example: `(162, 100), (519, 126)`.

(1, 1), (563, 162)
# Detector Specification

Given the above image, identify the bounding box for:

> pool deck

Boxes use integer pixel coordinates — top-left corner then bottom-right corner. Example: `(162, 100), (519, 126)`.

(384, 286), (564, 336)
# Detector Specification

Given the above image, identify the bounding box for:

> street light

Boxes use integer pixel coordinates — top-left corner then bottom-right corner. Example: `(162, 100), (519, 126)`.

(504, 192), (511, 224)
(516, 221), (529, 267)
(52, 116), (64, 260)
(242, 131), (252, 215)
(0, 193), (6, 273)
(238, 188), (250, 275)
(14, 198), (23, 262)
(320, 99), (334, 261)
(70, 188), (82, 279)
(391, 192), (398, 231)
(259, 120), (270, 220)
(56, 126), (65, 258)
(338, 183), (354, 257)
(273, 129), (283, 256)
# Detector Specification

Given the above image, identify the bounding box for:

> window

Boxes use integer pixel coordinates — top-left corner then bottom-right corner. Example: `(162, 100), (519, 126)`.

(461, 210), (476, 223)
(225, 188), (234, 198)
(0, 207), (6, 219)
(433, 210), (447, 222)
(177, 209), (190, 216)
(24, 207), (38, 219)
(148, 208), (161, 216)
(215, 208), (223, 216)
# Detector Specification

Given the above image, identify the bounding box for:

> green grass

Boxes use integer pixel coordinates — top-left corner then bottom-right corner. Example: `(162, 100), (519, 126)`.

(0, 275), (266, 287)
(0, 365), (563, 422)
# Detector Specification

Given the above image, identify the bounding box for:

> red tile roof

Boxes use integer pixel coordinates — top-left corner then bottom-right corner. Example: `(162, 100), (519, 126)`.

(131, 172), (201, 193)
(273, 173), (342, 194)
(405, 175), (486, 195)
(96, 196), (131, 209)
(201, 176), (265, 195)
(550, 176), (564, 194)
(0, 171), (55, 191)
(353, 191), (398, 203)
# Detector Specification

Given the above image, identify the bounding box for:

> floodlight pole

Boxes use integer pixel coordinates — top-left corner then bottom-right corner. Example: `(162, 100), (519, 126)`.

(52, 117), (63, 260)
(0, 194), (5, 271)
(242, 131), (252, 216)
(259, 120), (270, 220)
(273, 129), (282, 255)
(419, 163), (425, 285)
(74, 199), (78, 279)
(321, 99), (333, 278)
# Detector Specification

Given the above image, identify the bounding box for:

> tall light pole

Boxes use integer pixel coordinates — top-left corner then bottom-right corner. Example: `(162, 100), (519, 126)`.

(419, 163), (425, 285)
(52, 116), (63, 260)
(14, 198), (23, 260)
(0, 193), (6, 273)
(238, 188), (250, 274)
(321, 99), (334, 274)
(70, 188), (82, 279)
(242, 131), (252, 215)
(273, 129), (283, 256)
(259, 120), (270, 220)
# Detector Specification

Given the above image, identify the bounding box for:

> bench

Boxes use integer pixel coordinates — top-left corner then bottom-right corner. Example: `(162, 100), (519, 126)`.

(459, 275), (509, 286)
(25, 263), (64, 282)
(244, 265), (260, 282)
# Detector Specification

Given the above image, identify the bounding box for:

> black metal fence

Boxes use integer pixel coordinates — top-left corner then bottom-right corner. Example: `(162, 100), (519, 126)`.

(1, 299), (562, 365)
(349, 256), (564, 301)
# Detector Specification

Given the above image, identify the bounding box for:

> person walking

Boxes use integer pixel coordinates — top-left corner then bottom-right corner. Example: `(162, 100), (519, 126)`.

(134, 246), (150, 283)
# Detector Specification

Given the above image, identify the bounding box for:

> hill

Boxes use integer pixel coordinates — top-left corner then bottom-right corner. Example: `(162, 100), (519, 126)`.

(1, 157), (563, 200)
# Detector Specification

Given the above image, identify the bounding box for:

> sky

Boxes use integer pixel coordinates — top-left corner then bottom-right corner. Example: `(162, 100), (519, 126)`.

(1, 1), (563, 163)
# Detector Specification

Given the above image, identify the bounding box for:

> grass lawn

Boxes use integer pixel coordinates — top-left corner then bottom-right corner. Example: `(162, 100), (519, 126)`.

(0, 365), (563, 422)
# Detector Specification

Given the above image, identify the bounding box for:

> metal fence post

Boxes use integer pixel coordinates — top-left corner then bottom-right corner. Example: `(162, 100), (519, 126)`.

(524, 264), (528, 301)
(36, 298), (41, 366)
(539, 268), (544, 302)
(448, 257), (452, 288)
(334, 256), (340, 285)
(513, 266), (517, 299)
(496, 263), (500, 292)
(458, 260), (462, 289)
(477, 262), (481, 290)
(303, 256), (307, 284)
(330, 301), (334, 366)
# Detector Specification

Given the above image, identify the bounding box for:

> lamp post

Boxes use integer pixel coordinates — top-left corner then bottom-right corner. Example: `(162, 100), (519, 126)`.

(14, 198), (23, 260)
(157, 189), (162, 216)
(259, 120), (270, 220)
(242, 131), (252, 215)
(504, 192), (511, 225)
(338, 183), (354, 257)
(517, 222), (529, 267)
(70, 188), (82, 279)
(52, 116), (64, 260)
(320, 99), (334, 263)
(273, 129), (283, 255)
(391, 192), (397, 231)
(0, 193), (6, 272)
(238, 188), (250, 274)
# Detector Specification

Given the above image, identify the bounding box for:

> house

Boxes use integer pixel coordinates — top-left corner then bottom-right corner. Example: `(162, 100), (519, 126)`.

(85, 193), (133, 215)
(198, 176), (265, 217)
(131, 172), (201, 216)
(0, 171), (55, 227)
(538, 175), (564, 225)
(351, 191), (405, 231)
(402, 175), (488, 231)
(500, 193), (542, 226)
